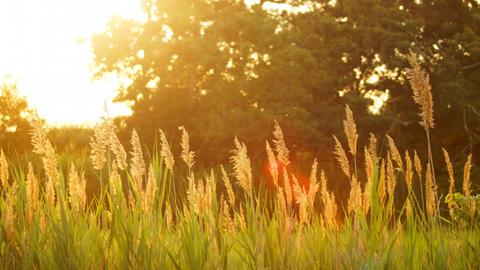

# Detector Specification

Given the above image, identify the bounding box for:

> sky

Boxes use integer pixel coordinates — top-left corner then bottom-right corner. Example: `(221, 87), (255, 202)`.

(0, 0), (146, 126)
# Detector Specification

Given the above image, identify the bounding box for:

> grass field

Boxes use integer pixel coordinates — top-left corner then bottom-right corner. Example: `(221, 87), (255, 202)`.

(0, 54), (479, 269)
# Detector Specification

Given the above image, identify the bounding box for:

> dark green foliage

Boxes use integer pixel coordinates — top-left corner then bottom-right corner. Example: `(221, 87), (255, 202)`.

(92, 0), (480, 197)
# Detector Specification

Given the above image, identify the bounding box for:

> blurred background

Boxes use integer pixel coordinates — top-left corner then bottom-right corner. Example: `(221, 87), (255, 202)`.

(0, 0), (479, 198)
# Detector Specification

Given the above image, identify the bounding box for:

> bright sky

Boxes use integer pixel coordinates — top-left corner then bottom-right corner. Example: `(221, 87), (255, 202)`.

(0, 0), (146, 126)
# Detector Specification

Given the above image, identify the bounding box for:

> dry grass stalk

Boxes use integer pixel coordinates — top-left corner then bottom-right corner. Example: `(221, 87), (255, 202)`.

(238, 207), (247, 232)
(5, 184), (16, 244)
(25, 163), (39, 224)
(0, 149), (8, 188)
(221, 200), (235, 233)
(320, 171), (337, 228)
(68, 163), (81, 215)
(159, 129), (175, 171)
(31, 117), (48, 155)
(343, 105), (358, 156)
(45, 176), (56, 208)
(109, 164), (121, 198)
(347, 175), (363, 216)
(130, 129), (146, 190)
(386, 153), (396, 198)
(187, 172), (198, 214)
(221, 165), (235, 208)
(406, 51), (434, 129)
(386, 135), (403, 169)
(463, 154), (472, 196)
(276, 187), (292, 237)
(292, 174), (308, 225)
(442, 148), (455, 195)
(108, 126), (127, 171)
(425, 163), (437, 218)
(265, 141), (279, 186)
(273, 120), (290, 166)
(180, 127), (195, 170)
(43, 141), (59, 189)
(413, 150), (422, 178)
(143, 165), (158, 213)
(405, 150), (413, 194)
(307, 159), (319, 214)
(90, 122), (108, 171)
(230, 138), (253, 197)
(282, 167), (292, 206)
(333, 135), (350, 178)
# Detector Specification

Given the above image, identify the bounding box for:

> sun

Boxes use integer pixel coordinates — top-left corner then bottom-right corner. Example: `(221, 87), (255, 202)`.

(0, 0), (146, 126)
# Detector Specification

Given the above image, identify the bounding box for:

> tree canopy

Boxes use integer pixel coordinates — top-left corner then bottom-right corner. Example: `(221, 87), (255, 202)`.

(0, 79), (36, 152)
(92, 0), (480, 182)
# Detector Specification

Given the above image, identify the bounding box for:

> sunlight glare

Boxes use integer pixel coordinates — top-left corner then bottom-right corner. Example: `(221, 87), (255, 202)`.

(0, 0), (146, 126)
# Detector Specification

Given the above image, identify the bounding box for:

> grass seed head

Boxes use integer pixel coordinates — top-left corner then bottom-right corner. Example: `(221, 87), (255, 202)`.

(180, 126), (195, 170)
(463, 154), (472, 196)
(343, 105), (358, 156)
(0, 149), (8, 188)
(130, 129), (146, 190)
(406, 50), (434, 129)
(273, 120), (290, 166)
(159, 129), (175, 171)
(333, 135), (350, 178)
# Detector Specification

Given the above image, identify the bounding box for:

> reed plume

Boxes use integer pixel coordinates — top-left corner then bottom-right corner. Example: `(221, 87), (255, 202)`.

(107, 125), (127, 170)
(333, 135), (350, 178)
(413, 150), (422, 178)
(130, 129), (146, 190)
(0, 149), (8, 188)
(180, 126), (195, 170)
(230, 138), (253, 197)
(143, 165), (157, 213)
(221, 165), (235, 208)
(307, 159), (319, 214)
(25, 163), (39, 225)
(30, 117), (48, 155)
(442, 148), (455, 195)
(273, 120), (290, 166)
(343, 105), (358, 156)
(5, 184), (16, 244)
(159, 129), (175, 171)
(90, 122), (108, 171)
(347, 175), (362, 216)
(320, 171), (337, 228)
(386, 153), (396, 198)
(405, 150), (413, 193)
(406, 51), (434, 129)
(292, 174), (308, 225)
(266, 141), (279, 186)
(463, 154), (472, 196)
(386, 135), (403, 169)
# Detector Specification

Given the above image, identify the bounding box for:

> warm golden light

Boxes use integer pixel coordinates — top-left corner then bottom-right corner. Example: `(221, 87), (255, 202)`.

(0, 0), (146, 126)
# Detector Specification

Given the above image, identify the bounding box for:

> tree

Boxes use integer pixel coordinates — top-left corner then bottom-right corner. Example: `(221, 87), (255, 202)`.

(92, 0), (480, 194)
(0, 79), (36, 152)
(92, 0), (330, 167)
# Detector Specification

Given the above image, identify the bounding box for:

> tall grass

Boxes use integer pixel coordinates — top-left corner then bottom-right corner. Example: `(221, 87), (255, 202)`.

(0, 53), (479, 269)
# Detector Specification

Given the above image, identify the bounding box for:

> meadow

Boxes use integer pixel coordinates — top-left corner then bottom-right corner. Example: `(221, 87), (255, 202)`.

(0, 53), (479, 269)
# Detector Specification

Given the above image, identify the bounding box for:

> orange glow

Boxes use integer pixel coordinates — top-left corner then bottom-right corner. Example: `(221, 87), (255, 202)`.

(0, 0), (146, 126)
